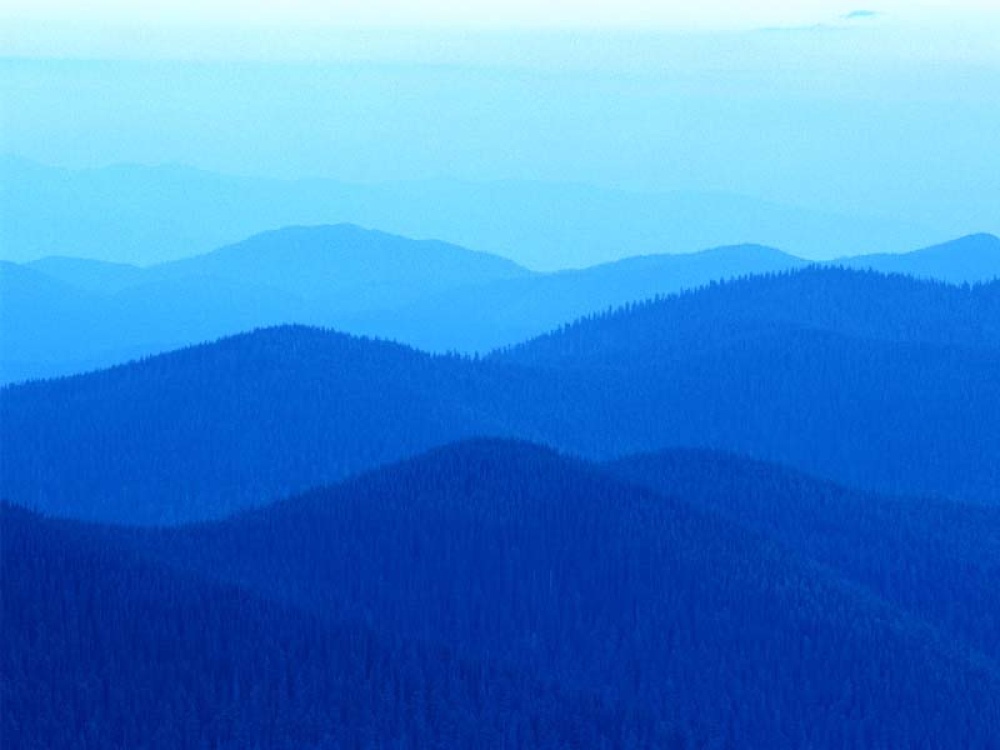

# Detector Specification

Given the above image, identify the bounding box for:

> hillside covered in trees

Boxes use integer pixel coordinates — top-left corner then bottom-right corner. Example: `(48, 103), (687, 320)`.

(6, 441), (1000, 748)
(3, 268), (999, 524)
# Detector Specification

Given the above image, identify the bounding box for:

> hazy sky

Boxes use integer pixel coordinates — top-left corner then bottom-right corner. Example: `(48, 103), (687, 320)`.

(4, 0), (1000, 31)
(2, 3), (998, 237)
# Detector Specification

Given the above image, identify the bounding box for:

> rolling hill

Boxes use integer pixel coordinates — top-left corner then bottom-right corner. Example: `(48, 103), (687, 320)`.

(2, 501), (651, 749)
(1, 224), (530, 382)
(5, 267), (1000, 521)
(97, 440), (1000, 747)
(836, 232), (1000, 284)
(347, 242), (808, 352)
(3, 268), (999, 522)
(496, 266), (1000, 366)
(496, 268), (1000, 503)
(25, 255), (148, 293)
(0, 326), (543, 522)
(607, 449), (1000, 665)
(7, 228), (1000, 382)
(151, 223), (530, 310)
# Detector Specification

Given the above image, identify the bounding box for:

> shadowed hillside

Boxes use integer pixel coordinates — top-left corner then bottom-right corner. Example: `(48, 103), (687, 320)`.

(3, 268), (999, 523)
(2, 225), (530, 381)
(2, 502), (661, 749)
(104, 441), (1000, 748)
(608, 449), (1000, 666)
(7, 230), (999, 380)
(496, 266), (1000, 367)
(347, 243), (807, 352)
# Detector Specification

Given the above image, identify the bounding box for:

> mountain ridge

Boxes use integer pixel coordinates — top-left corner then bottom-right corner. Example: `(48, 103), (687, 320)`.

(4, 268), (999, 523)
(6, 228), (999, 382)
(1, 155), (947, 267)
(89, 439), (1000, 746)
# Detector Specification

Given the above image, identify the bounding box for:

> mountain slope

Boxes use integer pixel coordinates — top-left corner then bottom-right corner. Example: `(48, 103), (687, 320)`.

(25, 255), (147, 293)
(0, 261), (119, 379)
(495, 270), (1000, 503)
(608, 449), (1000, 665)
(1, 224), (531, 382)
(114, 440), (1000, 748)
(497, 266), (1000, 368)
(0, 325), (584, 523)
(2, 502), (653, 749)
(152, 223), (530, 311)
(349, 243), (808, 352)
(4, 269), (999, 523)
(835, 233), (1000, 284)
(0, 258), (312, 383)
(9, 229), (999, 380)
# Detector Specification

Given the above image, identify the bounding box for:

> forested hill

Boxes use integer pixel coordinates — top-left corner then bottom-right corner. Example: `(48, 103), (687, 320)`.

(342, 242), (807, 352)
(81, 440), (1000, 748)
(1, 224), (531, 383)
(607, 448), (1000, 667)
(4, 268), (1000, 523)
(0, 325), (570, 523)
(7, 232), (1000, 382)
(496, 266), (1000, 369)
(2, 501), (661, 750)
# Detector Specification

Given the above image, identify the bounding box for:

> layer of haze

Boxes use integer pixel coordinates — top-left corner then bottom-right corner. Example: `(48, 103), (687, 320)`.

(2, 4), (999, 249)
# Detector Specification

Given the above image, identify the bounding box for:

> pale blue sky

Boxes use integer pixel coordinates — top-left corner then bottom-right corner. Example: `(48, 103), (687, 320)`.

(2, 3), (998, 238)
(4, 0), (1000, 33)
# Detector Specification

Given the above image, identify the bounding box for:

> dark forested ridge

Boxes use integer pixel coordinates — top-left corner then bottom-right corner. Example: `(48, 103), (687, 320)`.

(607, 449), (1000, 667)
(3, 268), (1000, 524)
(5, 257), (1000, 746)
(2, 502), (667, 750)
(32, 440), (999, 749)
(0, 326), (556, 522)
(495, 268), (1000, 504)
(497, 266), (1000, 367)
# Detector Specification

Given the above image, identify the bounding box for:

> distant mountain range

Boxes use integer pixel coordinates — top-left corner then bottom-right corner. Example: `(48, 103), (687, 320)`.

(0, 224), (527, 382)
(834, 232), (1000, 284)
(5, 207), (1000, 746)
(4, 267), (998, 524)
(1, 155), (951, 268)
(5, 440), (999, 747)
(3, 224), (998, 382)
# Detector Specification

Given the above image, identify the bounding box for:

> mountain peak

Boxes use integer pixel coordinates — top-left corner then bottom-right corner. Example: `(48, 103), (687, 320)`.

(834, 232), (1000, 284)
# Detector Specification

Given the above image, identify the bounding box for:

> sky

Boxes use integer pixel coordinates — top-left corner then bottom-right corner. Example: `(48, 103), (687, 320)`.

(3, 0), (1000, 31)
(1, 2), (998, 237)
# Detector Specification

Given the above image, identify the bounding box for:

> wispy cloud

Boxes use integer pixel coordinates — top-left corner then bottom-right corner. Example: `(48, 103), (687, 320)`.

(844, 10), (879, 20)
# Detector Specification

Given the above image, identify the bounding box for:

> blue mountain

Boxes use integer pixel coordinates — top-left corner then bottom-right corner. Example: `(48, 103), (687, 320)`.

(2, 501), (643, 750)
(834, 233), (1000, 284)
(348, 243), (808, 352)
(7, 441), (998, 747)
(1, 224), (529, 382)
(7, 227), (1000, 382)
(3, 268), (998, 524)
(1, 155), (942, 268)
(608, 449), (1000, 666)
